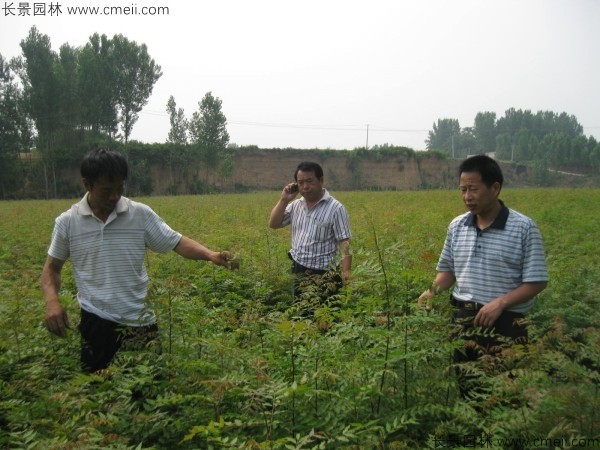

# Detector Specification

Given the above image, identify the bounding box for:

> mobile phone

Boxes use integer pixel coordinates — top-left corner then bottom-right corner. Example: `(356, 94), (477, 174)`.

(290, 183), (299, 193)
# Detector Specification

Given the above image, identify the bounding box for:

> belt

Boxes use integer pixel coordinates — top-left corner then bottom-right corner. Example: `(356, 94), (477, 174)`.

(288, 252), (327, 275)
(451, 296), (485, 311)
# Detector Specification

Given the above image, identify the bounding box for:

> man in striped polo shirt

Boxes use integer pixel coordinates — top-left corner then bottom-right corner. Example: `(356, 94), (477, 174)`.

(418, 154), (548, 398)
(269, 161), (352, 310)
(42, 148), (232, 373)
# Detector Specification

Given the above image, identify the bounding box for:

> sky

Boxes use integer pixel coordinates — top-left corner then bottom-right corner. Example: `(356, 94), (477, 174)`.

(1, 0), (599, 151)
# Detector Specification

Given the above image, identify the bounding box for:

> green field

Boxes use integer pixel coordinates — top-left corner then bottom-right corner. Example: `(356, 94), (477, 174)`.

(1, 190), (599, 449)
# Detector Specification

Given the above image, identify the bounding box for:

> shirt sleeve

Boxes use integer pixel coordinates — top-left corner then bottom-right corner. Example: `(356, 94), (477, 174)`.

(333, 205), (351, 241)
(143, 206), (182, 253)
(521, 221), (548, 283)
(47, 211), (71, 261)
(436, 223), (455, 273)
(281, 201), (295, 227)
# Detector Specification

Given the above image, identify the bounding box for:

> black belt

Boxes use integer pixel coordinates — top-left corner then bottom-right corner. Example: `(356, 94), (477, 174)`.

(288, 252), (327, 275)
(451, 296), (485, 311)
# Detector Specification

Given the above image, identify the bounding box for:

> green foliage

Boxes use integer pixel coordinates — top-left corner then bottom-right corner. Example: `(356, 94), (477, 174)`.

(189, 91), (230, 169)
(427, 108), (599, 174)
(1, 190), (599, 448)
(10, 26), (162, 198)
(111, 34), (162, 144)
(0, 54), (32, 199)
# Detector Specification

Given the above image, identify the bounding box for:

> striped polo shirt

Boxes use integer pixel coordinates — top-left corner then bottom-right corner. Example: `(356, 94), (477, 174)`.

(282, 189), (351, 270)
(48, 194), (182, 326)
(437, 201), (548, 313)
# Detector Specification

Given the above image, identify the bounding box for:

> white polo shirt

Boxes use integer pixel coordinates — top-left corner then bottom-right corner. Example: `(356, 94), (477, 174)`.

(282, 189), (351, 270)
(437, 202), (548, 313)
(48, 194), (182, 326)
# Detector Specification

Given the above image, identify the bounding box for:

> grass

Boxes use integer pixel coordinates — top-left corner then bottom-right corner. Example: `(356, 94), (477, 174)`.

(0, 189), (599, 449)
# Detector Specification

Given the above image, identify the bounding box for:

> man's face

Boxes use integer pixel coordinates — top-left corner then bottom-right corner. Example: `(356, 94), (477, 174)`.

(459, 171), (500, 217)
(296, 170), (324, 202)
(84, 176), (125, 215)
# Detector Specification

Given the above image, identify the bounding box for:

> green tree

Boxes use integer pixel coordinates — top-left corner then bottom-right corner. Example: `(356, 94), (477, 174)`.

(425, 118), (461, 156)
(588, 137), (600, 173)
(473, 111), (497, 153)
(189, 91), (230, 169)
(111, 34), (162, 145)
(55, 43), (82, 152)
(164, 96), (190, 189)
(78, 33), (118, 136)
(495, 133), (512, 161)
(0, 54), (32, 198)
(166, 95), (188, 145)
(19, 26), (63, 198)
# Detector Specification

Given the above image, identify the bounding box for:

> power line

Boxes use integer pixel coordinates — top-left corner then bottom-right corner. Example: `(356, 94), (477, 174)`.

(138, 109), (600, 134)
(140, 110), (429, 133)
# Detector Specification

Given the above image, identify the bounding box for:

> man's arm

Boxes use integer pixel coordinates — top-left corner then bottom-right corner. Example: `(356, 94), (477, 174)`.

(474, 281), (547, 328)
(417, 271), (456, 310)
(173, 236), (230, 268)
(338, 239), (352, 282)
(41, 255), (70, 337)
(268, 184), (297, 229)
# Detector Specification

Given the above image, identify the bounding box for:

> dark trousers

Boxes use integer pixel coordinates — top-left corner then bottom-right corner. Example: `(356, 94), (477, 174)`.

(288, 255), (343, 319)
(290, 258), (342, 298)
(79, 309), (160, 373)
(451, 306), (527, 399)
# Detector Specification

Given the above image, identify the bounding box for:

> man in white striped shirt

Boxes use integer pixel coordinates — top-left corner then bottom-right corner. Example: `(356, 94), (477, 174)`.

(269, 162), (352, 309)
(42, 148), (232, 373)
(418, 154), (548, 398)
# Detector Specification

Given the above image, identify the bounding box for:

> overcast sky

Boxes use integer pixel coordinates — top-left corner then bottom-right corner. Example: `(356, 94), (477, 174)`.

(2, 0), (599, 151)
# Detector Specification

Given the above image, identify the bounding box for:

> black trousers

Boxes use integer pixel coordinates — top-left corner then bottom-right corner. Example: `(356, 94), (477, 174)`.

(451, 306), (527, 399)
(289, 256), (342, 300)
(79, 309), (160, 373)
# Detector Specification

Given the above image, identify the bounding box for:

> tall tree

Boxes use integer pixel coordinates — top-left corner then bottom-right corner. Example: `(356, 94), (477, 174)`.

(166, 95), (188, 144)
(426, 118), (461, 156)
(0, 54), (32, 198)
(56, 43), (81, 151)
(473, 112), (497, 154)
(78, 33), (118, 136)
(20, 26), (62, 198)
(189, 92), (229, 169)
(164, 95), (189, 188)
(111, 35), (162, 145)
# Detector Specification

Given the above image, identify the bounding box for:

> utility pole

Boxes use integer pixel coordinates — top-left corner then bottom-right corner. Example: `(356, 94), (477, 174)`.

(366, 124), (369, 150)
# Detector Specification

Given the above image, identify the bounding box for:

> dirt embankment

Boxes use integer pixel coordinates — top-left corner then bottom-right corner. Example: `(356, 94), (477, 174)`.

(149, 149), (553, 194)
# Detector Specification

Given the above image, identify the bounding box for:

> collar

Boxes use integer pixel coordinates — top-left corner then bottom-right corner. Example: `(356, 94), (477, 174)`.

(464, 200), (509, 230)
(301, 188), (330, 207)
(77, 193), (129, 216)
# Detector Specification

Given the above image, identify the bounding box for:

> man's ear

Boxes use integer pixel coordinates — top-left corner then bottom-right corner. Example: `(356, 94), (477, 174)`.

(493, 181), (502, 197)
(82, 178), (92, 192)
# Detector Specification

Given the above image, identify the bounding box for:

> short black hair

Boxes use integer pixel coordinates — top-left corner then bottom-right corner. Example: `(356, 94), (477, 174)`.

(459, 154), (503, 188)
(80, 148), (128, 185)
(294, 161), (323, 181)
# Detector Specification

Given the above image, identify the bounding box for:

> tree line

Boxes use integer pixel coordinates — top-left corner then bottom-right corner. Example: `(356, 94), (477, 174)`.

(0, 26), (229, 199)
(426, 109), (600, 173)
(2, 27), (599, 200)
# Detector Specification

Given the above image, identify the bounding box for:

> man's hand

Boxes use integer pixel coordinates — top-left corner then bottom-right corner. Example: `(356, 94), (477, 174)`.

(473, 299), (505, 328)
(417, 290), (434, 312)
(45, 300), (70, 337)
(342, 270), (352, 284)
(281, 183), (299, 202)
(218, 251), (240, 270)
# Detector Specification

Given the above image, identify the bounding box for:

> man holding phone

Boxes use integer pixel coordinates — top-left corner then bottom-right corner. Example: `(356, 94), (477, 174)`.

(269, 161), (352, 309)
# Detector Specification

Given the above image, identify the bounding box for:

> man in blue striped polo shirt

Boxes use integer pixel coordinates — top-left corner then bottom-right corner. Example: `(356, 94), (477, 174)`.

(418, 154), (548, 398)
(269, 161), (352, 311)
(42, 148), (232, 373)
